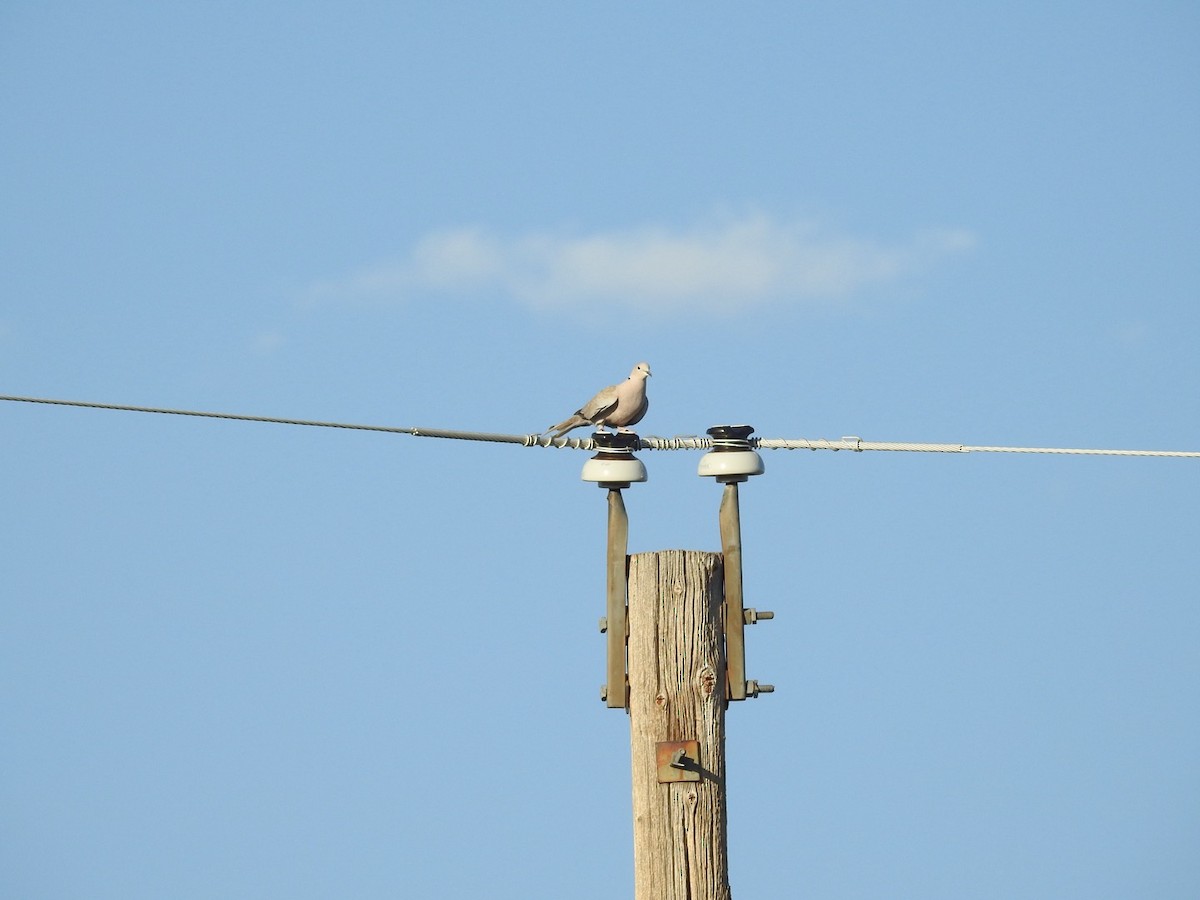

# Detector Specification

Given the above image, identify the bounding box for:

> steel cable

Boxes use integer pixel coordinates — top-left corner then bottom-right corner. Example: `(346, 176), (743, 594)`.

(3, 394), (1197, 458)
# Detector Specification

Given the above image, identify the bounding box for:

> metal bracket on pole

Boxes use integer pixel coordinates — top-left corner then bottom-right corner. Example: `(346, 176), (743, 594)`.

(656, 740), (701, 783)
(719, 481), (748, 702)
(699, 425), (772, 704)
(582, 431), (645, 711)
(604, 488), (630, 709)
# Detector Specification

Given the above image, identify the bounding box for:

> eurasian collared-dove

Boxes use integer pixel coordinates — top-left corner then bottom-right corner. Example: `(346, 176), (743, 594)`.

(547, 362), (652, 437)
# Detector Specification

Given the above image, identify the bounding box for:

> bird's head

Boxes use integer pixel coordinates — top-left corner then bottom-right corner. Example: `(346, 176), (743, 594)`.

(632, 362), (652, 379)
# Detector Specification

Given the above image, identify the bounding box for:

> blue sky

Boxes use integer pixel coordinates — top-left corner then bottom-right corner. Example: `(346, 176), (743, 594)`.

(2, 3), (1198, 898)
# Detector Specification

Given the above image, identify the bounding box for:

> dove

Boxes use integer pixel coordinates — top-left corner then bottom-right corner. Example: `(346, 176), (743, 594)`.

(547, 362), (652, 437)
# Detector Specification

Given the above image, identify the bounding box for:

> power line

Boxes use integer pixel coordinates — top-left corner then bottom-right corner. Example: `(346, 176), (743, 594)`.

(750, 436), (1200, 458)
(2, 393), (427, 435)
(3, 393), (1198, 458)
(0, 393), (596, 447)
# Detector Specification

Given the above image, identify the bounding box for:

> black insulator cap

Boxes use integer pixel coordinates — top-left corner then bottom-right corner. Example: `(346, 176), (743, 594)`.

(706, 424), (755, 445)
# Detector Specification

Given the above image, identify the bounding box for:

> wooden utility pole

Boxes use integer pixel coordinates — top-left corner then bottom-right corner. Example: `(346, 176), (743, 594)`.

(627, 550), (729, 900)
(588, 427), (770, 900)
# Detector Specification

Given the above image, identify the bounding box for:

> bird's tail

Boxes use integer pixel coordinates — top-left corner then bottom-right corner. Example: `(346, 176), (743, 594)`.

(547, 415), (588, 438)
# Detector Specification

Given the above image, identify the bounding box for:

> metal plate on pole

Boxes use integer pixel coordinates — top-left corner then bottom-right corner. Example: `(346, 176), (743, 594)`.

(655, 740), (702, 783)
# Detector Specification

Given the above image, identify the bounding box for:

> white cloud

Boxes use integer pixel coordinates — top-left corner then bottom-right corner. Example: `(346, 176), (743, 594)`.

(309, 213), (975, 316)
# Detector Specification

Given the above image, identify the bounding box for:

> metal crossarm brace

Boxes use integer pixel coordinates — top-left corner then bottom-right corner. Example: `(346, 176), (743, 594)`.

(605, 489), (630, 709)
(719, 482), (748, 702)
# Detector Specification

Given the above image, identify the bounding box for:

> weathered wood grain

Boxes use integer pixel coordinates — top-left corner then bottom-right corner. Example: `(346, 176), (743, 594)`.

(628, 550), (730, 900)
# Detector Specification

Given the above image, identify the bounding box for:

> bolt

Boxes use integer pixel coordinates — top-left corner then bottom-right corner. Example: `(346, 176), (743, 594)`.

(744, 608), (775, 625)
(600, 685), (608, 702)
(599, 616), (608, 633)
(746, 680), (775, 698)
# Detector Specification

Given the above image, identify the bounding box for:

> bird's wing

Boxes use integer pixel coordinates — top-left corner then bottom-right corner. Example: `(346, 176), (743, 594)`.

(577, 384), (620, 422)
(547, 382), (621, 435)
